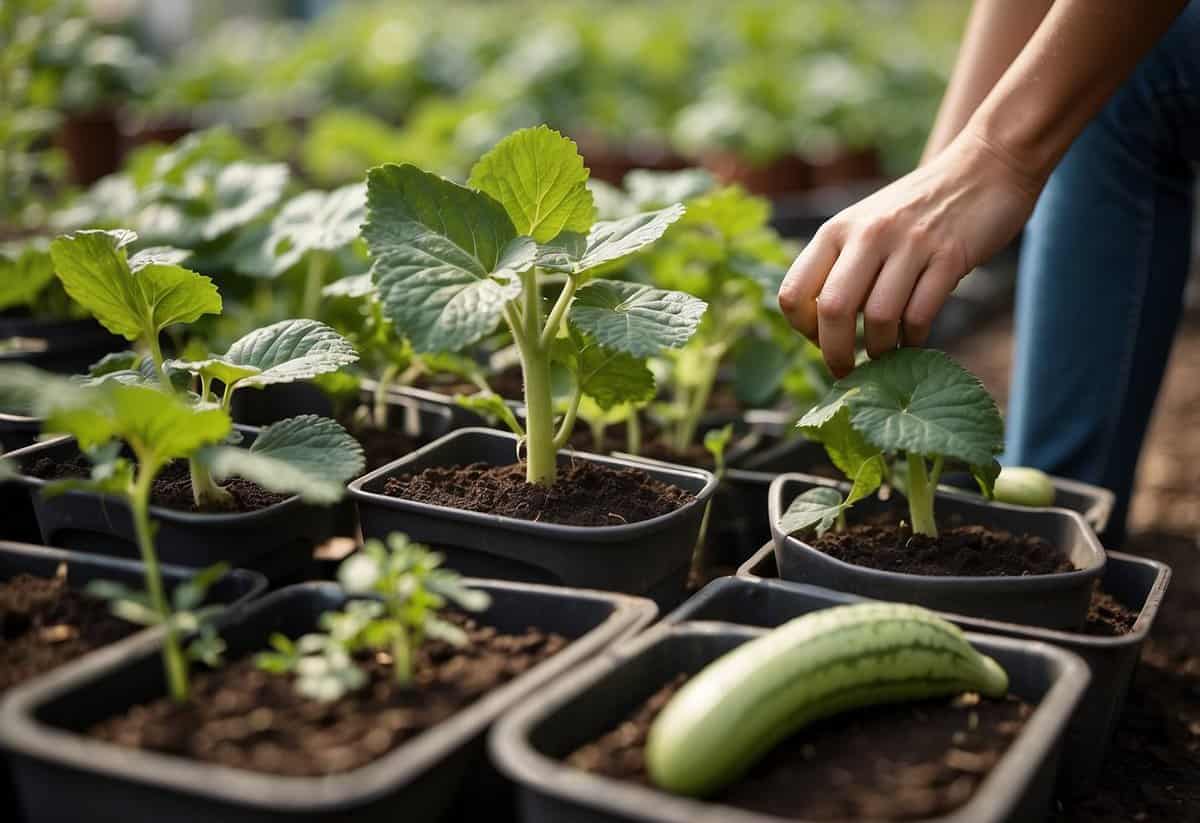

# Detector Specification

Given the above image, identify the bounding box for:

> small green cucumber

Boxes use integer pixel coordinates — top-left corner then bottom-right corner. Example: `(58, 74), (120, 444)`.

(993, 466), (1056, 507)
(644, 602), (1009, 797)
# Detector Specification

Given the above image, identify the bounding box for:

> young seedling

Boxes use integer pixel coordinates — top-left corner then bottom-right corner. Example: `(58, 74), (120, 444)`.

(780, 348), (1003, 539)
(256, 533), (490, 700)
(364, 125), (706, 485)
(49, 228), (361, 508)
(0, 366), (367, 699)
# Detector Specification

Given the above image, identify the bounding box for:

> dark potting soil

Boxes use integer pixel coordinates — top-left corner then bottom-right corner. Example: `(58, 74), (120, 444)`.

(381, 460), (693, 527)
(28, 454), (289, 514)
(810, 523), (1074, 577)
(0, 571), (136, 695)
(89, 612), (568, 777)
(569, 675), (1031, 821)
(1083, 585), (1139, 637)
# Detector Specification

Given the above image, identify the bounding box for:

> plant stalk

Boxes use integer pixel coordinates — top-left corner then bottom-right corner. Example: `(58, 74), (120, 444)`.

(392, 625), (411, 686)
(301, 253), (326, 319)
(905, 452), (938, 538)
(373, 364), (400, 430)
(626, 409), (641, 456)
(510, 270), (558, 486)
(674, 351), (721, 454)
(130, 464), (189, 702)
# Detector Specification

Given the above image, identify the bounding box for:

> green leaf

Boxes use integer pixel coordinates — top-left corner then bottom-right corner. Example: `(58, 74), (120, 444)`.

(322, 273), (373, 298)
(202, 162), (290, 241)
(268, 183), (366, 274)
(128, 246), (191, 270)
(566, 340), (656, 411)
(50, 230), (222, 342)
(454, 392), (525, 436)
(88, 351), (141, 377)
(537, 205), (685, 278)
(801, 406), (884, 488)
(733, 336), (790, 407)
(365, 164), (537, 353)
(971, 459), (1002, 500)
(703, 423), (735, 465)
(219, 319), (359, 389)
(200, 415), (365, 504)
(623, 168), (715, 209)
(467, 125), (594, 243)
(779, 487), (846, 537)
(165, 357), (261, 387)
(813, 349), (1004, 468)
(0, 244), (55, 311)
(0, 364), (85, 416)
(569, 279), (706, 357)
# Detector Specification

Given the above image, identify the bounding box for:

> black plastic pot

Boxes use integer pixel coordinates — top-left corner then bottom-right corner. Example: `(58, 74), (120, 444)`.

(0, 541), (266, 821)
(230, 382), (336, 427)
(349, 429), (717, 609)
(0, 315), (124, 375)
(1, 414), (42, 544)
(389, 383), (497, 429)
(729, 547), (1170, 796)
(490, 622), (1090, 823)
(6, 431), (337, 581)
(769, 473), (1106, 630)
(0, 579), (656, 823)
(938, 472), (1115, 537)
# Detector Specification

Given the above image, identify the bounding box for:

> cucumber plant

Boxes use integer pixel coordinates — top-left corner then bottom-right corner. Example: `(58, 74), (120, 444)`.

(255, 533), (490, 700)
(364, 125), (706, 485)
(0, 366), (366, 700)
(780, 348), (1003, 538)
(48, 228), (361, 508)
(645, 602), (1009, 797)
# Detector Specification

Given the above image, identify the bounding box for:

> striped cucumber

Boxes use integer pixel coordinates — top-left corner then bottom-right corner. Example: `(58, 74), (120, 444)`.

(645, 602), (1009, 797)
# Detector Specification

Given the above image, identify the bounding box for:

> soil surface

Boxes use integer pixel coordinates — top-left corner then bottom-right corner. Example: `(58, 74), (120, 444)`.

(0, 571), (135, 695)
(810, 522), (1074, 577)
(1083, 586), (1139, 637)
(90, 612), (568, 777)
(949, 310), (1200, 820)
(28, 455), (289, 513)
(381, 460), (693, 527)
(570, 675), (1031, 821)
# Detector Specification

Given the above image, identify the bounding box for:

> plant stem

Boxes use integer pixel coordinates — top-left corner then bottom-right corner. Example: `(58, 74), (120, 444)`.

(553, 381), (582, 450)
(374, 364), (399, 430)
(539, 277), (577, 348)
(688, 441), (726, 584)
(301, 253), (326, 319)
(627, 410), (641, 456)
(190, 457), (233, 510)
(129, 461), (189, 702)
(591, 419), (607, 453)
(146, 328), (170, 390)
(200, 374), (213, 405)
(905, 452), (938, 538)
(391, 626), (411, 686)
(508, 270), (557, 486)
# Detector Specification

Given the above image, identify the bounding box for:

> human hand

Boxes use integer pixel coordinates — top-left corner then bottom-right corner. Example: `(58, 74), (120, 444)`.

(778, 131), (1041, 377)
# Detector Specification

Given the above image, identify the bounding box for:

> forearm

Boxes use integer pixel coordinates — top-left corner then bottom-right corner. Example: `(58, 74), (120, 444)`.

(966, 0), (1189, 189)
(923, 0), (1053, 164)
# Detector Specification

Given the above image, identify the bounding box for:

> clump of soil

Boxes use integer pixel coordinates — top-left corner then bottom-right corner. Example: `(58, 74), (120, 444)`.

(1083, 585), (1139, 637)
(810, 523), (1074, 577)
(0, 571), (136, 695)
(90, 613), (568, 777)
(28, 455), (288, 514)
(569, 675), (1031, 821)
(381, 461), (693, 527)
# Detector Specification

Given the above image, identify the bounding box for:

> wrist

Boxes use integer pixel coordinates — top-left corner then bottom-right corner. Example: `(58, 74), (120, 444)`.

(949, 126), (1048, 202)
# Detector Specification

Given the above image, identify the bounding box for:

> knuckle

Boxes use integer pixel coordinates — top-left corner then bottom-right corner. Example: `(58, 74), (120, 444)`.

(863, 301), (896, 328)
(858, 217), (891, 243)
(816, 293), (850, 321)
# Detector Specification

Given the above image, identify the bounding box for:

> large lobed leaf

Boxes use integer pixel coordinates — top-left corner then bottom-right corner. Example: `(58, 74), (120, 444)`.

(200, 415), (364, 504)
(537, 205), (685, 279)
(568, 279), (707, 358)
(49, 230), (221, 341)
(467, 125), (594, 244)
(552, 336), (656, 411)
(365, 164), (536, 353)
(268, 183), (366, 274)
(220, 319), (358, 389)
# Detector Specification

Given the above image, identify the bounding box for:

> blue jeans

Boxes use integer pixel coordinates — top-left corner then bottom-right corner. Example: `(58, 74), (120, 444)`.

(1005, 2), (1200, 545)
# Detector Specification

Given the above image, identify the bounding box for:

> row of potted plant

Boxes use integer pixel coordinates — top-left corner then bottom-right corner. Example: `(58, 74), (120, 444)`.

(0, 125), (1161, 822)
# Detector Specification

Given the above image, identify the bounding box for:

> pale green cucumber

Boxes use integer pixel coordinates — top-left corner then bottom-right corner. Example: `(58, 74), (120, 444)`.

(993, 466), (1056, 507)
(644, 602), (1009, 797)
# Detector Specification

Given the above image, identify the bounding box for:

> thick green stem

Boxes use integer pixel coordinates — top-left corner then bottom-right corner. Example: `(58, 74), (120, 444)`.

(510, 270), (557, 486)
(130, 464), (189, 702)
(190, 457), (233, 511)
(553, 382), (582, 450)
(146, 329), (170, 390)
(392, 625), (412, 686)
(199, 374), (213, 405)
(301, 253), (326, 319)
(905, 453), (938, 538)
(539, 277), (577, 348)
(689, 443), (726, 583)
(590, 419), (607, 453)
(626, 410), (641, 456)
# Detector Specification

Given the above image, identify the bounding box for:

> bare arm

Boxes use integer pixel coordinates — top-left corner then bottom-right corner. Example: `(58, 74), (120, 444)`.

(922, 0), (1052, 164)
(780, 0), (1190, 378)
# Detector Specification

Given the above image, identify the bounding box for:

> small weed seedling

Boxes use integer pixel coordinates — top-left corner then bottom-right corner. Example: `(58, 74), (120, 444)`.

(363, 125), (707, 485)
(780, 348), (1003, 538)
(256, 533), (490, 700)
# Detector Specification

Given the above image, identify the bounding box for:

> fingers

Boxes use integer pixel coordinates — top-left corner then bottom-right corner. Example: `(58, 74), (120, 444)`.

(863, 242), (930, 359)
(902, 251), (967, 347)
(778, 226), (841, 340)
(816, 238), (884, 378)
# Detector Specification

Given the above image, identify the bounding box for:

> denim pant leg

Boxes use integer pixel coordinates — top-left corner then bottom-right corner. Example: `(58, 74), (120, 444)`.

(1004, 2), (1200, 545)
